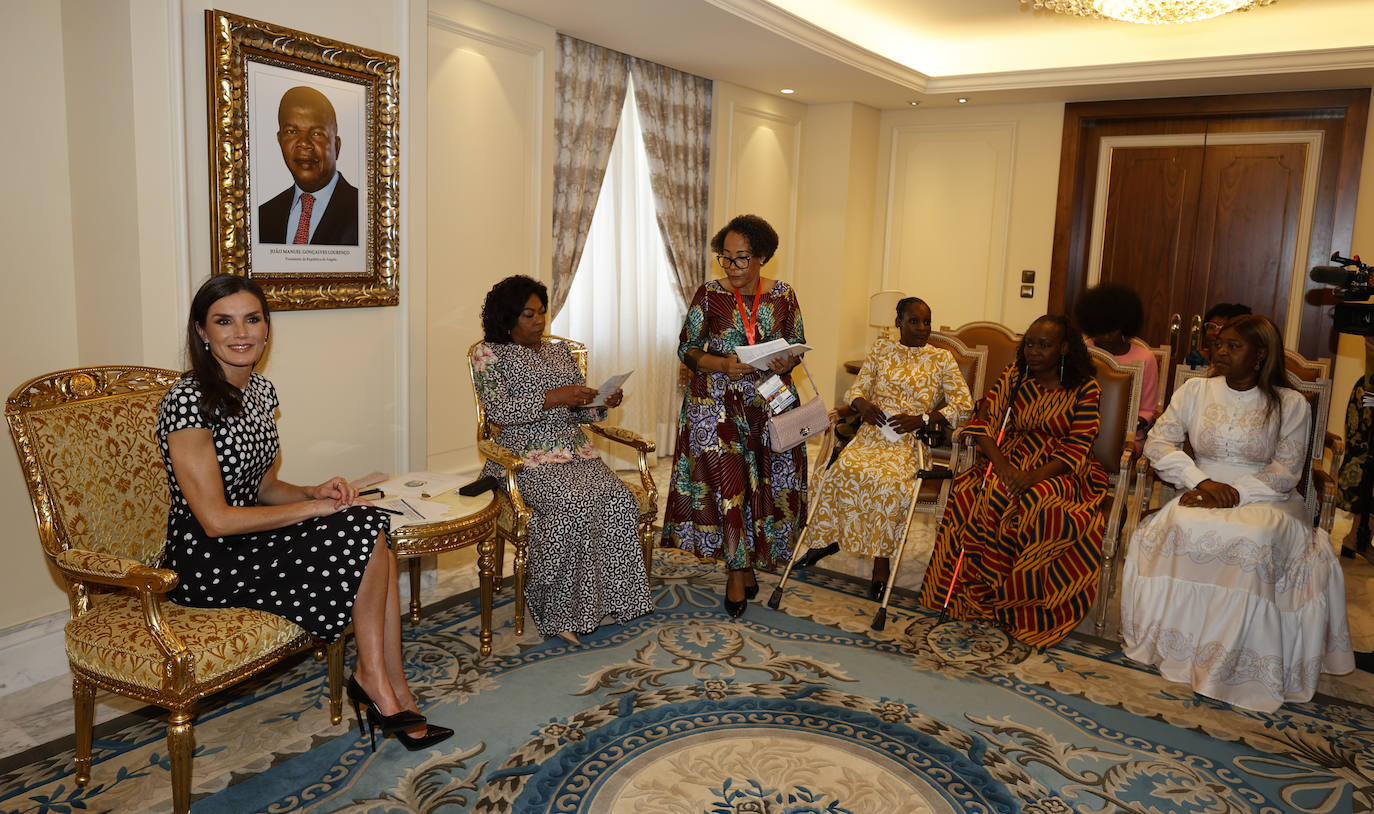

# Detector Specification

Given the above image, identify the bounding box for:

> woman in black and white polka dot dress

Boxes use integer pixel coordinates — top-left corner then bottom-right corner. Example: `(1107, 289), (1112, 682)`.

(157, 275), (451, 751)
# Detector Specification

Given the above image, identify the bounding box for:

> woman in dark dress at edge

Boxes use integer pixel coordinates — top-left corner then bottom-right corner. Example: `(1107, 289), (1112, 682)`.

(157, 275), (451, 751)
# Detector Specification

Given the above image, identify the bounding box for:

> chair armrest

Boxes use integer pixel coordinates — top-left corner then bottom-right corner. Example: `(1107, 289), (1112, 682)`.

(586, 424), (657, 504)
(478, 438), (525, 474)
(54, 549), (178, 594)
(477, 439), (533, 538)
(586, 423), (655, 453)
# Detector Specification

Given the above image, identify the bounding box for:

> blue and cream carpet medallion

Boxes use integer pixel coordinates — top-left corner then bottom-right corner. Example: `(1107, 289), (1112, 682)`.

(2, 548), (1372, 813)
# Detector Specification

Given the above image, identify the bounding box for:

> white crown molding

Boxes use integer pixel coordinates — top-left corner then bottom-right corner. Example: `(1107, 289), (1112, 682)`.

(703, 0), (931, 92)
(427, 10), (545, 56)
(704, 1), (1374, 96)
(919, 45), (1374, 94)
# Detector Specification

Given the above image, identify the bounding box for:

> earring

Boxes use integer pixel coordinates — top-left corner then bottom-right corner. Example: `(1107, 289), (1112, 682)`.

(203, 341), (209, 350)
(1059, 357), (1065, 381)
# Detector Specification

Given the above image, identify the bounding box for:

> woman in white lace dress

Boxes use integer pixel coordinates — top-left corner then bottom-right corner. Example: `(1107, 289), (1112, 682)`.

(1120, 315), (1354, 712)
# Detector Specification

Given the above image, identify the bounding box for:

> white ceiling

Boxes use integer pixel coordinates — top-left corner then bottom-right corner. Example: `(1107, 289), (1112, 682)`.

(476, 0), (1374, 107)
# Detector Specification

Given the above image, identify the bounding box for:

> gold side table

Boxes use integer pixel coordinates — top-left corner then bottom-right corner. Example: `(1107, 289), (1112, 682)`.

(389, 489), (502, 655)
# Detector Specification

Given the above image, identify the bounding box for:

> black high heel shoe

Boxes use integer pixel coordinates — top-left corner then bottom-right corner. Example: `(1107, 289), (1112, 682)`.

(868, 580), (887, 602)
(723, 595), (747, 618)
(395, 722), (455, 751)
(795, 542), (839, 570)
(347, 675), (427, 752)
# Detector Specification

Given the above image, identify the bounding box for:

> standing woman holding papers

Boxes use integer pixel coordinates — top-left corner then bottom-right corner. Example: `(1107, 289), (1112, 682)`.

(473, 275), (653, 646)
(662, 214), (808, 618)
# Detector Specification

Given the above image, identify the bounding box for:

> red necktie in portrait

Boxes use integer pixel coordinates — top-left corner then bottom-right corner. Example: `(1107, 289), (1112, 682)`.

(292, 193), (315, 245)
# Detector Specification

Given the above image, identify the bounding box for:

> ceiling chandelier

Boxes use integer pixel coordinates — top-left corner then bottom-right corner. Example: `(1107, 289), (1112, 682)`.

(1019, 0), (1277, 25)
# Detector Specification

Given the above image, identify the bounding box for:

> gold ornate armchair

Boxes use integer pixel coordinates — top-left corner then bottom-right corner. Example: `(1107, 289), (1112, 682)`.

(466, 337), (658, 641)
(939, 321), (1022, 401)
(5, 367), (343, 814)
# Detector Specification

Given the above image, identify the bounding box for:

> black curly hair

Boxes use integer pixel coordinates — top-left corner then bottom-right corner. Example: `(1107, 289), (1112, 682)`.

(1073, 282), (1144, 338)
(481, 275), (547, 343)
(709, 214), (779, 264)
(1018, 314), (1094, 389)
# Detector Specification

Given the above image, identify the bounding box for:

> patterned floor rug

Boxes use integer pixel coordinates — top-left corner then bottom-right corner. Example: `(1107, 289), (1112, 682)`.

(3, 548), (1372, 813)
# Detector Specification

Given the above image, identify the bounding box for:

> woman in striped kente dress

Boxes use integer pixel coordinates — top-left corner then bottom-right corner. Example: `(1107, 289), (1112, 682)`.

(918, 314), (1108, 647)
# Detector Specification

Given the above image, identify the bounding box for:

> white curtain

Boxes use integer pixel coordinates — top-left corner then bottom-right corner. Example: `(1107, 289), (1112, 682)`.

(554, 78), (684, 468)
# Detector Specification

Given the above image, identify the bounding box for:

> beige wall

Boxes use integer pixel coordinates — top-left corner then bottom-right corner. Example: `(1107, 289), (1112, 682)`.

(425, 0), (556, 474)
(872, 101), (1066, 337)
(0, 1), (83, 627)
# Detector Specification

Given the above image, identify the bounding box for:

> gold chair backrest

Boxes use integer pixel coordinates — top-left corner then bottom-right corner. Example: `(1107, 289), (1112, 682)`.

(1088, 348), (1143, 472)
(6, 366), (181, 567)
(1172, 365), (1329, 520)
(1283, 349), (1330, 383)
(467, 335), (589, 445)
(940, 321), (1021, 401)
(926, 332), (987, 413)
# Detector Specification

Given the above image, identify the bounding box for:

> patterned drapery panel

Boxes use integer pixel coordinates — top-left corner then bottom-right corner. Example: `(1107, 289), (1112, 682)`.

(551, 35), (630, 317)
(628, 58), (712, 310)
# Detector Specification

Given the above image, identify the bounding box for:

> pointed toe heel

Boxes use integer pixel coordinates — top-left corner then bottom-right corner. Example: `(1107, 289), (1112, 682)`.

(396, 723), (455, 751)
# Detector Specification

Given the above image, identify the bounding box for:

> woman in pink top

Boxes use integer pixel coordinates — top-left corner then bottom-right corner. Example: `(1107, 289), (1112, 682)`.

(1075, 283), (1158, 442)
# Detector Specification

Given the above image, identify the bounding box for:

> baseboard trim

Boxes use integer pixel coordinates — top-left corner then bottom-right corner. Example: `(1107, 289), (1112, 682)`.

(0, 610), (70, 697)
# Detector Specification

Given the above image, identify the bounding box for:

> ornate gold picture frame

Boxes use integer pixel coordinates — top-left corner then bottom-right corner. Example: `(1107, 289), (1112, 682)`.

(206, 10), (399, 310)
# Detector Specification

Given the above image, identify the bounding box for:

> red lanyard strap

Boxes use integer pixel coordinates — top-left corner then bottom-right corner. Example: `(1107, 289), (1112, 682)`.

(733, 284), (764, 345)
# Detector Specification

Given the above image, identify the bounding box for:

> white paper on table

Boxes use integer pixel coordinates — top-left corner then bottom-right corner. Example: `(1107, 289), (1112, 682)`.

(587, 370), (634, 407)
(734, 338), (813, 370)
(377, 497), (453, 530)
(371, 471), (465, 498)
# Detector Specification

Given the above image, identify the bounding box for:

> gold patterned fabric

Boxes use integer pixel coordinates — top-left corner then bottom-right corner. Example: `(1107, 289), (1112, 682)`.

(809, 337), (974, 557)
(26, 392), (170, 565)
(65, 593), (307, 692)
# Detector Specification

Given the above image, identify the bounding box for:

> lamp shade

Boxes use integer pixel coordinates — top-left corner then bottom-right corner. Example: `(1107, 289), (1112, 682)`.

(868, 290), (907, 327)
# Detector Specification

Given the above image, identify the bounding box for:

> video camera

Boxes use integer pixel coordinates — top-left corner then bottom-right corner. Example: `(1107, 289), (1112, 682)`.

(1309, 252), (1374, 336)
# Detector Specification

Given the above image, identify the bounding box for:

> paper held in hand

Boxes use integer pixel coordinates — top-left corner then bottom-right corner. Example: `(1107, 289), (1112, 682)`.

(735, 338), (812, 370)
(587, 370), (634, 407)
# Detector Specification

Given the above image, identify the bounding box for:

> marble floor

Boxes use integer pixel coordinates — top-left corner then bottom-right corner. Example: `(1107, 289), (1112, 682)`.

(3, 454), (1373, 764)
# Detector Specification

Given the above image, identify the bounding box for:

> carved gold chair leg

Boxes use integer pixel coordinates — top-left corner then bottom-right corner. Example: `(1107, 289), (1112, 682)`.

(493, 535), (507, 594)
(512, 535), (528, 637)
(326, 638), (344, 724)
(72, 674), (94, 788)
(639, 521), (655, 580)
(477, 532), (498, 657)
(167, 709), (195, 814)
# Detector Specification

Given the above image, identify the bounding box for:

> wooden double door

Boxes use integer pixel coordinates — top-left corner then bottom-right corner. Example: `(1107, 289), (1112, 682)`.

(1051, 90), (1369, 362)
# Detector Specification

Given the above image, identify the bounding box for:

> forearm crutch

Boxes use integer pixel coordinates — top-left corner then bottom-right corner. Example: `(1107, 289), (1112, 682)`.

(871, 431), (953, 631)
(766, 410), (839, 610)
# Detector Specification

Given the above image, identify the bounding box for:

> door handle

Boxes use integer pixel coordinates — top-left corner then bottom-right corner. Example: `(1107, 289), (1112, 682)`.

(1169, 314), (1181, 351)
(1188, 314), (1203, 354)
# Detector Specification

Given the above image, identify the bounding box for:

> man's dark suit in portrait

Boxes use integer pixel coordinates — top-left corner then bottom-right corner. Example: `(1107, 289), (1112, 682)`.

(258, 85), (359, 246)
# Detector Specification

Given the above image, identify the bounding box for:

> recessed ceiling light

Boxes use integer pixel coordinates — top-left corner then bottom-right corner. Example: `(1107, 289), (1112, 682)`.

(779, 88), (795, 94)
(908, 100), (921, 106)
(957, 97), (969, 104)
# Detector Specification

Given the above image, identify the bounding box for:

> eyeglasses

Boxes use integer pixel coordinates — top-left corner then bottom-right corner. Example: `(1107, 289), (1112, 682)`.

(715, 255), (754, 270)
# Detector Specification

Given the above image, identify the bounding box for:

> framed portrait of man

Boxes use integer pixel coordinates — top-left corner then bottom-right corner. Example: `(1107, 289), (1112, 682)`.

(206, 10), (399, 310)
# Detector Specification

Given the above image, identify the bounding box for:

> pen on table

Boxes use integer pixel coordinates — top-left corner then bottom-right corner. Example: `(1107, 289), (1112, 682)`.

(374, 506), (404, 516)
(358, 488), (384, 498)
(399, 497), (423, 519)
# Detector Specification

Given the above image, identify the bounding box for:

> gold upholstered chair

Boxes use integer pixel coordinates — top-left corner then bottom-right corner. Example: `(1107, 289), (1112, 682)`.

(466, 337), (658, 642)
(5, 366), (343, 814)
(939, 321), (1022, 402)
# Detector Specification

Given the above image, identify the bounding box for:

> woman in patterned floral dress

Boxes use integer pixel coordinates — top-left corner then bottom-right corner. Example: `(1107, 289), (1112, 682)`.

(473, 275), (654, 646)
(918, 315), (1109, 647)
(661, 214), (807, 618)
(1120, 315), (1353, 712)
(796, 298), (973, 599)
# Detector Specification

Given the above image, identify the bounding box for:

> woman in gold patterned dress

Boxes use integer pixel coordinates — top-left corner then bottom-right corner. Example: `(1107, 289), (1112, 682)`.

(795, 298), (973, 598)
